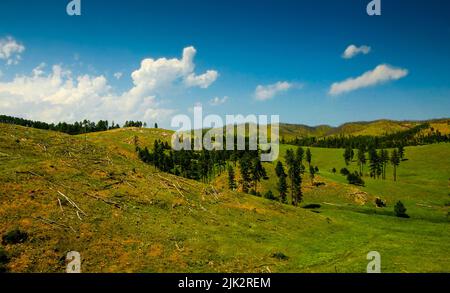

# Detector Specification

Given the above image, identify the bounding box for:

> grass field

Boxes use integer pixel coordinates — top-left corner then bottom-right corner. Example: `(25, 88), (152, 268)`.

(0, 123), (449, 272)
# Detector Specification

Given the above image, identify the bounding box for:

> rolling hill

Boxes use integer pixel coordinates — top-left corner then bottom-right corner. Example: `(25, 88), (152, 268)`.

(0, 123), (449, 273)
(278, 118), (450, 140)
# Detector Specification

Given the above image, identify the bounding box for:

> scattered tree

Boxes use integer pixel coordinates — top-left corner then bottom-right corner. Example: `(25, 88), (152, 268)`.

(227, 165), (237, 190)
(357, 147), (366, 176)
(390, 149), (400, 181)
(305, 148), (312, 168)
(309, 165), (315, 185)
(344, 147), (354, 166)
(347, 171), (365, 186)
(394, 201), (409, 218)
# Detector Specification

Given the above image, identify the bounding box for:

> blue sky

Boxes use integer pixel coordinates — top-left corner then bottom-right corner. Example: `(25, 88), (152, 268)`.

(0, 0), (449, 128)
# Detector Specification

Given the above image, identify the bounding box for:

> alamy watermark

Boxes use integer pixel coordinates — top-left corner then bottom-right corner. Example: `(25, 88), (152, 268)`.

(66, 1), (381, 17)
(171, 106), (280, 162)
(66, 251), (81, 273)
(367, 251), (381, 273)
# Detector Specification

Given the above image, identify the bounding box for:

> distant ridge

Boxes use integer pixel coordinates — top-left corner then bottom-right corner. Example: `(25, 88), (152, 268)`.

(278, 118), (450, 140)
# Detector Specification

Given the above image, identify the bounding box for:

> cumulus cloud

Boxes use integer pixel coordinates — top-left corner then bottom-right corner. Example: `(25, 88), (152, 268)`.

(0, 46), (217, 124)
(342, 44), (371, 59)
(209, 96), (228, 106)
(254, 81), (293, 101)
(113, 72), (123, 80)
(0, 36), (25, 65)
(329, 64), (408, 96)
(130, 46), (218, 96)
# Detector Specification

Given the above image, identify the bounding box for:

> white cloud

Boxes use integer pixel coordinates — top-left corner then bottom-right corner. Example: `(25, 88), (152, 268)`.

(0, 70), (3, 79)
(209, 96), (228, 106)
(342, 44), (371, 59)
(0, 46), (216, 125)
(185, 70), (218, 88)
(129, 46), (218, 96)
(114, 72), (123, 79)
(255, 81), (292, 101)
(329, 64), (408, 96)
(0, 36), (25, 65)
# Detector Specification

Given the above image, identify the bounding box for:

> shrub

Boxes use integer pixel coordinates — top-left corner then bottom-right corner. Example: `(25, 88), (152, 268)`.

(271, 252), (289, 260)
(264, 190), (276, 200)
(394, 201), (409, 218)
(332, 168), (337, 174)
(302, 204), (321, 209)
(2, 229), (29, 245)
(347, 172), (365, 186)
(340, 168), (350, 176)
(375, 198), (387, 208)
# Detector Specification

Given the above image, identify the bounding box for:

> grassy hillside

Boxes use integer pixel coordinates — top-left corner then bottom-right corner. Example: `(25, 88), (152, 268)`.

(1, 123), (449, 272)
(278, 118), (450, 140)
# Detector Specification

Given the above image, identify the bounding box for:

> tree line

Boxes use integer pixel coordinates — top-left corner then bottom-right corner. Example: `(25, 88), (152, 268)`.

(137, 140), (321, 207)
(285, 123), (450, 149)
(0, 115), (157, 135)
(136, 138), (266, 187)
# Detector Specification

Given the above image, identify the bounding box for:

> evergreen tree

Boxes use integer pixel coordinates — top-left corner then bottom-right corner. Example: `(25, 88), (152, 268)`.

(296, 147), (305, 166)
(357, 147), (366, 176)
(277, 173), (288, 203)
(309, 165), (315, 185)
(369, 148), (382, 179)
(379, 149), (389, 180)
(251, 157), (266, 193)
(394, 201), (409, 218)
(227, 165), (237, 190)
(239, 155), (252, 193)
(390, 149), (400, 181)
(285, 149), (303, 206)
(398, 145), (405, 160)
(344, 147), (354, 166)
(305, 148), (312, 168)
(275, 161), (286, 178)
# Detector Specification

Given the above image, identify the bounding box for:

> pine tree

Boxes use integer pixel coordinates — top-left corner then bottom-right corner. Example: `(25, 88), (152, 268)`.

(394, 201), (408, 218)
(275, 161), (286, 178)
(296, 147), (305, 165)
(309, 165), (315, 185)
(285, 149), (296, 205)
(285, 149), (303, 206)
(369, 148), (382, 179)
(344, 147), (354, 166)
(390, 149), (400, 181)
(398, 145), (405, 160)
(251, 157), (266, 193)
(357, 147), (366, 176)
(277, 173), (288, 203)
(239, 155), (252, 193)
(306, 148), (312, 168)
(227, 165), (237, 190)
(379, 149), (389, 180)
